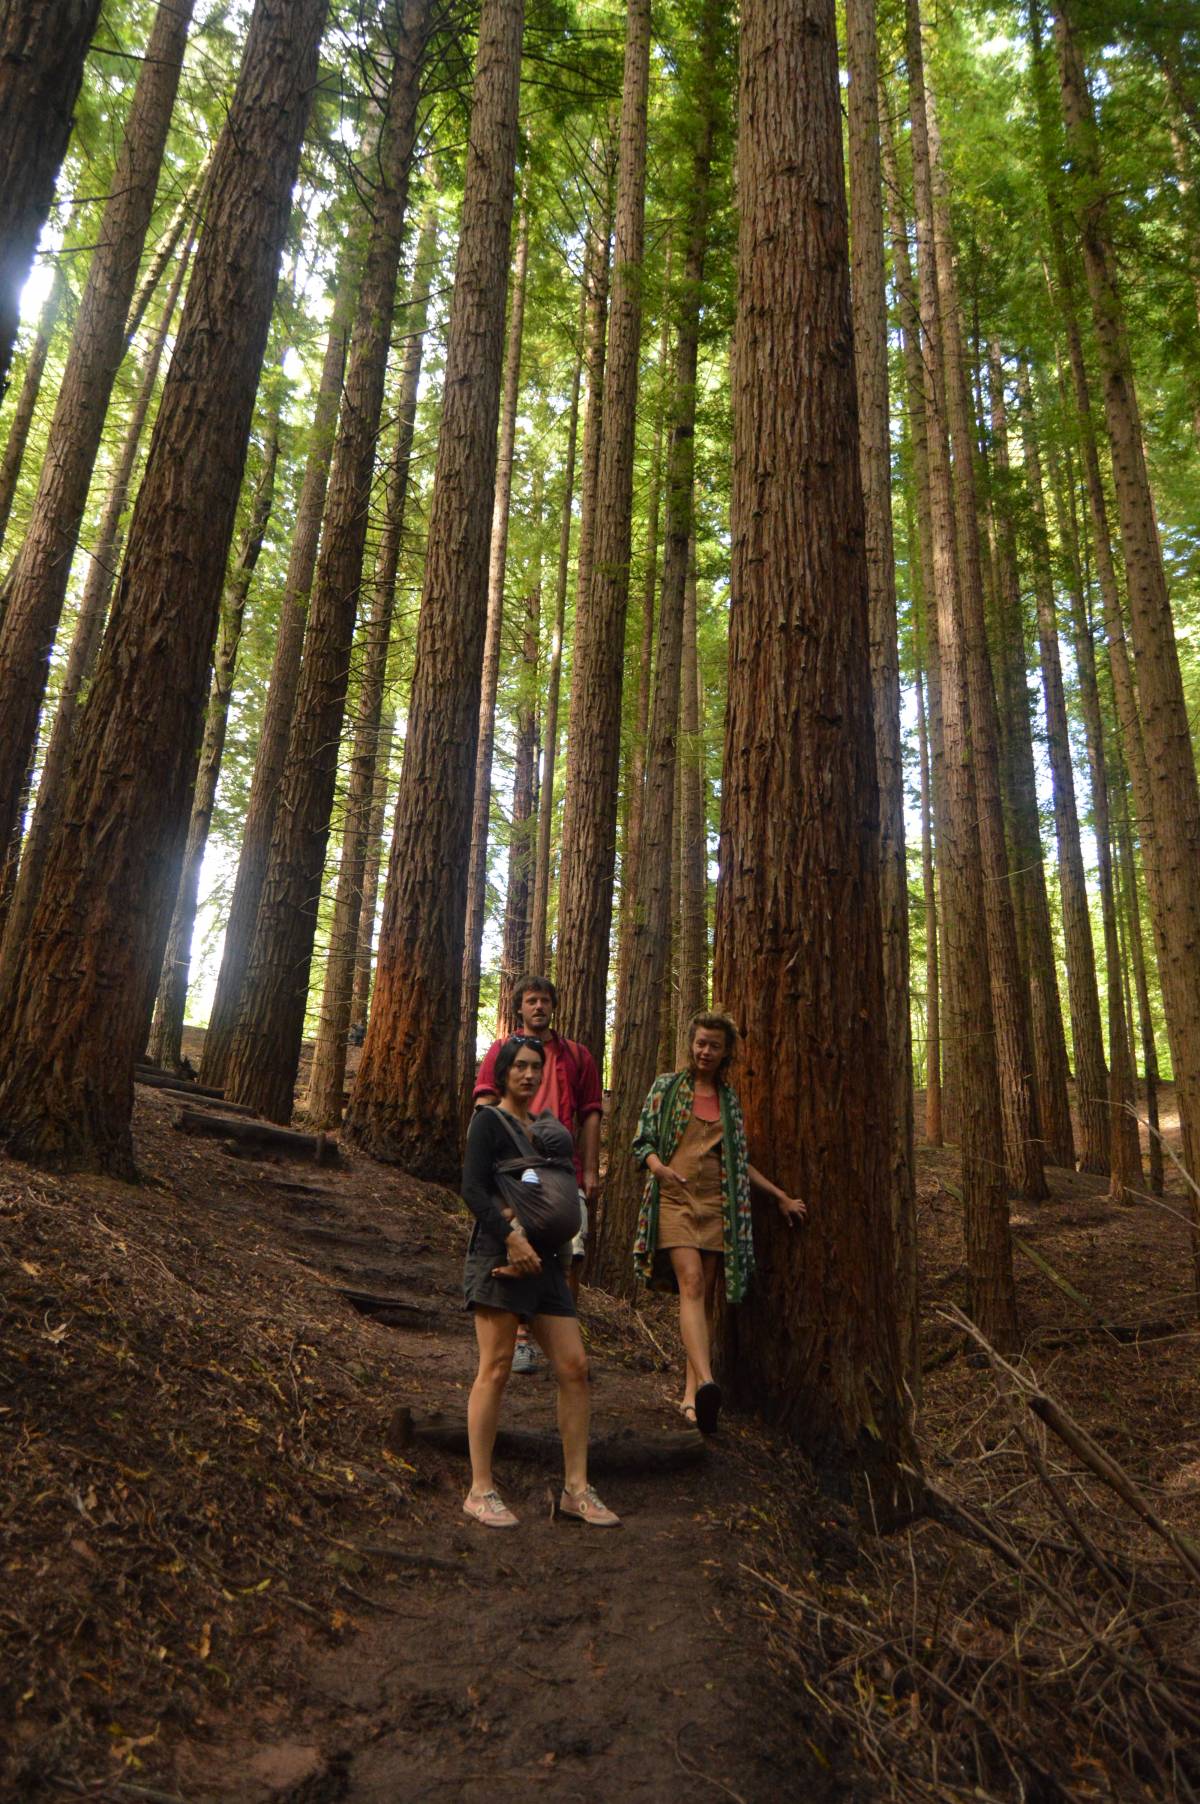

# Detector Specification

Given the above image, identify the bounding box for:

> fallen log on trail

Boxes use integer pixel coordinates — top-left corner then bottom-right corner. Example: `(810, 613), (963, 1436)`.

(174, 1108), (340, 1165)
(136, 1067), (226, 1101)
(338, 1288), (446, 1332)
(386, 1406), (707, 1473)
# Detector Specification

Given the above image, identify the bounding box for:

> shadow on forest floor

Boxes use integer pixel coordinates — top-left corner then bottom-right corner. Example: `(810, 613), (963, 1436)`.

(2, 1044), (1198, 1801)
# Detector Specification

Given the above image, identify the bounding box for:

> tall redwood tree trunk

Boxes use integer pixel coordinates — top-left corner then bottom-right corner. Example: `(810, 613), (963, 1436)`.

(200, 275), (355, 1088)
(224, 1), (428, 1123)
(458, 204), (530, 1103)
(1018, 367), (1110, 1175)
(984, 342), (1075, 1169)
(0, 0), (196, 863)
(0, 270), (65, 546)
(148, 404), (282, 1070)
(304, 202), (439, 1126)
(345, 0), (525, 1177)
(717, 0), (917, 1504)
(529, 242), (590, 972)
(0, 0), (329, 1174)
(0, 229), (196, 970)
(847, 0), (919, 1376)
(675, 545), (707, 1050)
(0, 0), (102, 393)
(554, 0), (651, 1066)
(599, 0), (722, 1297)
(924, 68), (1045, 1202)
(1054, 2), (1200, 1270)
(907, 0), (1016, 1347)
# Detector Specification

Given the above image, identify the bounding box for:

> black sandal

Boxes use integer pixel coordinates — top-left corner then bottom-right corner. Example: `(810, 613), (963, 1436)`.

(695, 1381), (722, 1436)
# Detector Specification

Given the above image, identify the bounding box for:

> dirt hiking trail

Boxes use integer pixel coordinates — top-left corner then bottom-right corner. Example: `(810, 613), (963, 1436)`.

(2, 1074), (839, 1804)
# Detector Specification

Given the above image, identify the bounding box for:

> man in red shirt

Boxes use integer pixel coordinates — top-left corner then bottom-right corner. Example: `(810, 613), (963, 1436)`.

(474, 973), (602, 1372)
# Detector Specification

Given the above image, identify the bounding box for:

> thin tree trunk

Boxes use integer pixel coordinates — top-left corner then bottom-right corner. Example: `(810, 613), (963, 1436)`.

(345, 0), (526, 1178)
(718, 0), (917, 1503)
(0, 0), (197, 862)
(571, 161), (614, 653)
(304, 200), (439, 1128)
(1018, 365), (1111, 1175)
(847, 0), (920, 1375)
(554, 0), (651, 1068)
(223, 4), (428, 1123)
(1049, 421), (1143, 1196)
(880, 95), (958, 1148)
(200, 273), (356, 1088)
(147, 404), (282, 1070)
(1054, 2), (1200, 1267)
(984, 342), (1075, 1169)
(0, 0), (102, 394)
(350, 705), (396, 1037)
(907, 0), (1017, 1347)
(599, 0), (721, 1298)
(612, 259), (669, 1024)
(1115, 771), (1165, 1195)
(528, 242), (591, 972)
(497, 559), (541, 1034)
(0, 0), (329, 1174)
(676, 539), (707, 1050)
(925, 72), (1046, 1202)
(915, 664), (942, 1142)
(457, 204), (530, 1105)
(0, 270), (66, 546)
(0, 229), (196, 969)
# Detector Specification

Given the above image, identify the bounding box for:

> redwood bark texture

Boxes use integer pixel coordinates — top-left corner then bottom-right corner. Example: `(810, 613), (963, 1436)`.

(306, 205), (438, 1127)
(847, 0), (919, 1375)
(985, 344), (1075, 1169)
(554, 0), (651, 1066)
(1018, 372), (1110, 1175)
(675, 549), (707, 1051)
(148, 408), (281, 1070)
(0, 0), (196, 864)
(907, 0), (1017, 1348)
(458, 206), (530, 1106)
(601, 0), (721, 1297)
(1054, 3), (1200, 1248)
(200, 278), (354, 1088)
(528, 257), (587, 971)
(0, 270), (65, 545)
(345, 0), (525, 1178)
(0, 0), (328, 1173)
(716, 0), (916, 1502)
(0, 0), (101, 393)
(0, 233), (196, 976)
(224, 0), (428, 1124)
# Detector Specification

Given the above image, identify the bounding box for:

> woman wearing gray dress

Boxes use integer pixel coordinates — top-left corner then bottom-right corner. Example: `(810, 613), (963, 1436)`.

(460, 1033), (620, 1530)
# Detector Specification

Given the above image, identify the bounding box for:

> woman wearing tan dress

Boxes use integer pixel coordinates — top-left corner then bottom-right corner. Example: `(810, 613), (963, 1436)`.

(631, 1012), (806, 1434)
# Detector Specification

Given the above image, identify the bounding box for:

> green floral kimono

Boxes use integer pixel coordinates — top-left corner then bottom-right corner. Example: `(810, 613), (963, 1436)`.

(631, 1070), (756, 1304)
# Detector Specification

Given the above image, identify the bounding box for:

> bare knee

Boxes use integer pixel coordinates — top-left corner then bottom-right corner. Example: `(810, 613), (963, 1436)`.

(555, 1349), (589, 1387)
(475, 1354), (512, 1392)
(676, 1267), (705, 1302)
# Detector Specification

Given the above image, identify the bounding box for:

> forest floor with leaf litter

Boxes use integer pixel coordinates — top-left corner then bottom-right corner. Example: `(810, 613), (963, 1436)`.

(3, 1052), (1200, 1802)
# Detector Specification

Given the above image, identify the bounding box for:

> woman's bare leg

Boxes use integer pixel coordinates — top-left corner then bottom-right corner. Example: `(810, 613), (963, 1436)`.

(467, 1307), (519, 1496)
(670, 1246), (714, 1410)
(529, 1313), (590, 1495)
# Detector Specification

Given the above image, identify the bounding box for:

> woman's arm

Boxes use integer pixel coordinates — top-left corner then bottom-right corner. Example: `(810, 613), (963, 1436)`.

(461, 1112), (535, 1251)
(747, 1162), (807, 1226)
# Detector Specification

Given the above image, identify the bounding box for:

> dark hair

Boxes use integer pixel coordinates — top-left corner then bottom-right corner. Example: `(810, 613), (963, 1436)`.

(493, 1033), (546, 1094)
(687, 1010), (738, 1080)
(512, 973), (557, 1023)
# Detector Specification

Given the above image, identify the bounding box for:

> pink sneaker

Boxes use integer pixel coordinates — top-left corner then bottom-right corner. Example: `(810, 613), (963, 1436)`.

(463, 1489), (519, 1528)
(559, 1485), (620, 1527)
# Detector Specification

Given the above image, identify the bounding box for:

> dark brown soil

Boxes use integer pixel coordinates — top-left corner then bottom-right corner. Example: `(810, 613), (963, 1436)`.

(4, 1053), (1200, 1802)
(1, 1057), (836, 1804)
